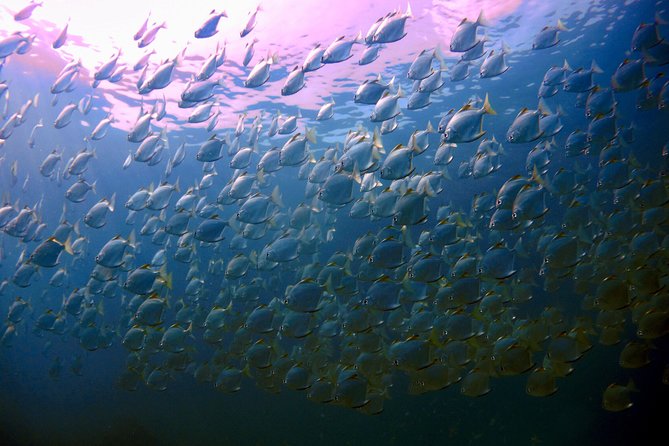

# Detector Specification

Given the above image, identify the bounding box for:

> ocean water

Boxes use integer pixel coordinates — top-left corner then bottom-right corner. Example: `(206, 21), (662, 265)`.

(1, 0), (668, 445)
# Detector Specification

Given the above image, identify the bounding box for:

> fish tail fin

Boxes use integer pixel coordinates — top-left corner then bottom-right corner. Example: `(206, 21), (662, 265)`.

(531, 165), (547, 188)
(127, 229), (137, 249)
(355, 30), (363, 44)
(434, 44), (445, 66)
(306, 127), (317, 144)
(440, 165), (452, 180)
(352, 164), (362, 185)
(562, 58), (571, 71)
(556, 104), (566, 117)
(537, 97), (552, 115)
(91, 180), (97, 195)
(501, 40), (511, 54)
(372, 126), (383, 149)
(405, 2), (413, 18)
(162, 268), (173, 290)
(426, 120), (434, 133)
(557, 18), (570, 31)
(401, 225), (415, 248)
(483, 93), (496, 115)
(476, 10), (490, 27)
(626, 379), (639, 392)
(271, 185), (284, 207)
(397, 84), (404, 98)
(590, 60), (603, 74)
(388, 75), (396, 92)
(419, 176), (437, 197)
(108, 192), (116, 213)
(63, 236), (73, 255)
(655, 12), (668, 25)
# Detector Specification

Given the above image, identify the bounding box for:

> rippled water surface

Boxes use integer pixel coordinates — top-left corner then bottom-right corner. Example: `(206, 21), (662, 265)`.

(1, 0), (668, 445)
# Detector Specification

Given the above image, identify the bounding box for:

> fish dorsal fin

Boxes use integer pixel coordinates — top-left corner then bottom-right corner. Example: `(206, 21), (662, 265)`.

(459, 103), (473, 112)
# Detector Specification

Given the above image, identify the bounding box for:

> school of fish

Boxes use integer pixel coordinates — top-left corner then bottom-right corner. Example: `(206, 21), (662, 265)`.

(0, 1), (668, 415)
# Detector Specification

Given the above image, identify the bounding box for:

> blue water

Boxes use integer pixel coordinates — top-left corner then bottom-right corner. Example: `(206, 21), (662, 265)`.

(1, 0), (669, 444)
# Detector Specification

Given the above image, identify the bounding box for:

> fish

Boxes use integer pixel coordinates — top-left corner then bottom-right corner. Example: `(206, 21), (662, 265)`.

(316, 99), (335, 121)
(408, 47), (443, 80)
(194, 10), (228, 39)
(240, 5), (262, 38)
(280, 129), (317, 166)
(14, 1), (42, 21)
(65, 179), (96, 203)
(29, 237), (72, 267)
(138, 22), (166, 48)
(359, 45), (381, 65)
(302, 43), (325, 72)
(95, 234), (135, 268)
(355, 74), (395, 104)
(52, 19), (70, 49)
(585, 86), (616, 118)
(243, 38), (259, 67)
(0, 1), (666, 422)
(602, 380), (637, 412)
(506, 107), (544, 143)
(631, 13), (666, 52)
(54, 103), (77, 129)
(370, 85), (404, 122)
(322, 32), (363, 64)
(281, 66), (306, 96)
(564, 60), (603, 92)
(442, 94), (496, 143)
(245, 52), (278, 88)
(380, 144), (415, 180)
(450, 61), (470, 82)
(611, 58), (646, 92)
(480, 42), (510, 78)
(450, 11), (489, 52)
(407, 90), (431, 110)
(460, 36), (489, 61)
(133, 13), (151, 40)
(93, 49), (122, 82)
(371, 3), (412, 43)
(84, 195), (116, 228)
(532, 19), (569, 50)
